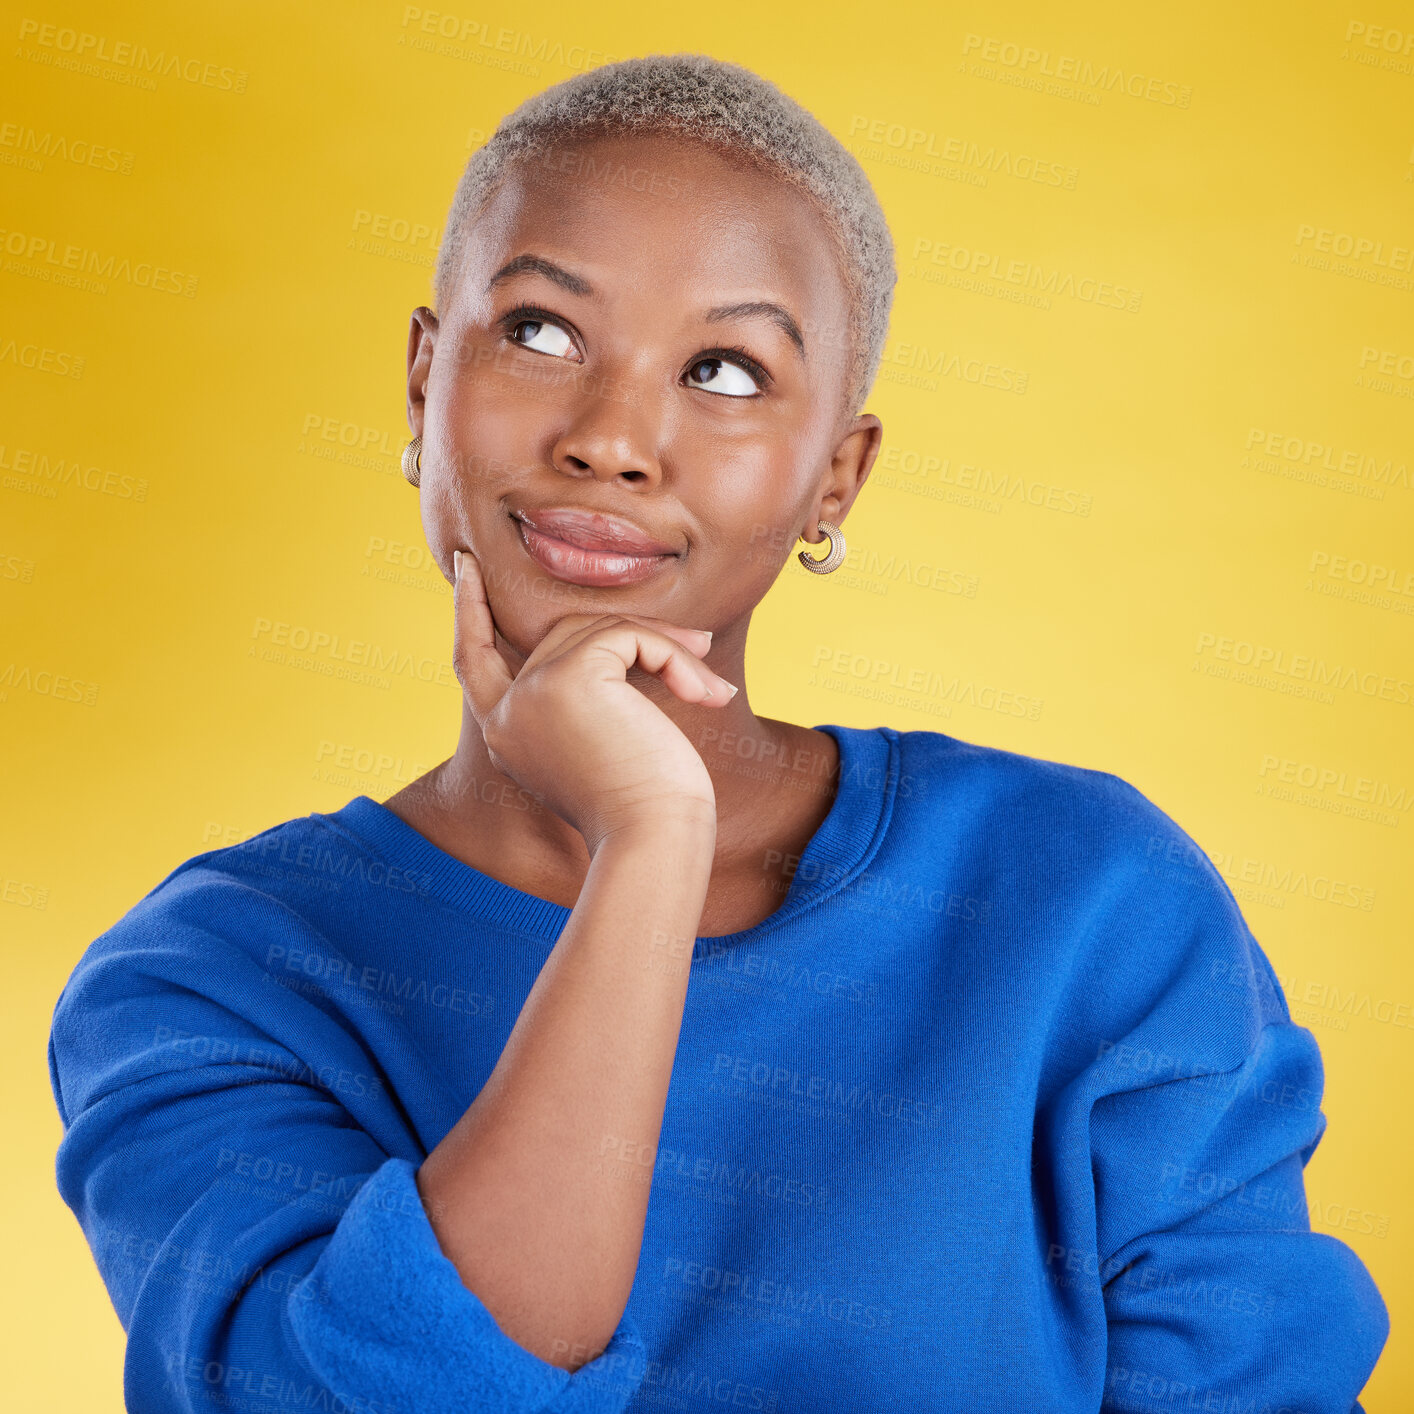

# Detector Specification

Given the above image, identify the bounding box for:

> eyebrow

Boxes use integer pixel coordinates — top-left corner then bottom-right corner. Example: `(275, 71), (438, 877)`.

(486, 254), (807, 362)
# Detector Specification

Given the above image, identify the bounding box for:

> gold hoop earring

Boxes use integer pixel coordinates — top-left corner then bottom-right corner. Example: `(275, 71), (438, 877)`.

(401, 435), (422, 488)
(797, 519), (845, 574)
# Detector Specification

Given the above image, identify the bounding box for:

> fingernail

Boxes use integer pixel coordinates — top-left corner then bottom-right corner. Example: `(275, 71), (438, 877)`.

(700, 629), (713, 642)
(454, 549), (463, 583)
(721, 679), (738, 698)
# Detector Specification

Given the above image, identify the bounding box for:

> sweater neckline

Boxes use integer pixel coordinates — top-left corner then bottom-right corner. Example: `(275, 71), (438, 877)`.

(323, 723), (898, 951)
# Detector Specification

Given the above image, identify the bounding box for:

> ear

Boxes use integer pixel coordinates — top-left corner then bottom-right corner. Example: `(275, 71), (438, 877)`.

(808, 413), (883, 538)
(406, 306), (439, 439)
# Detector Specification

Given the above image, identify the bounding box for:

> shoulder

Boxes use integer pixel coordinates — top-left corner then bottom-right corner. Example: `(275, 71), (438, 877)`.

(51, 807), (375, 1018)
(885, 728), (1289, 1040)
(889, 726), (1181, 846)
(47, 805), (390, 1122)
(119, 808), (345, 923)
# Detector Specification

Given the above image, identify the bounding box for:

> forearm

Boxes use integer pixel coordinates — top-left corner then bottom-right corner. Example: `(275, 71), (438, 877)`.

(416, 811), (715, 1371)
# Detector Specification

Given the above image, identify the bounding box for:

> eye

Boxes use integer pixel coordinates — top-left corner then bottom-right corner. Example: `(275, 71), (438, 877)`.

(503, 305), (577, 360)
(686, 350), (766, 398)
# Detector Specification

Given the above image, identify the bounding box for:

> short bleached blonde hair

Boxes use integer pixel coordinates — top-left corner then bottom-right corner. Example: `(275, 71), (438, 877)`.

(434, 52), (897, 420)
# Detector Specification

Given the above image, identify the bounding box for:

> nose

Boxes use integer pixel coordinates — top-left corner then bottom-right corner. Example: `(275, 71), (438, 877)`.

(550, 377), (664, 487)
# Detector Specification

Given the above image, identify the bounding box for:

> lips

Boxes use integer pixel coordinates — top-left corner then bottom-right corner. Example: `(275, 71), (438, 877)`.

(511, 506), (682, 557)
(509, 505), (684, 588)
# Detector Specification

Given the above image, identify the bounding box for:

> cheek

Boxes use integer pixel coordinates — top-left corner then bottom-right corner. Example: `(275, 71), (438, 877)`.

(432, 372), (541, 487)
(429, 320), (563, 469)
(714, 477), (810, 579)
(416, 471), (462, 579)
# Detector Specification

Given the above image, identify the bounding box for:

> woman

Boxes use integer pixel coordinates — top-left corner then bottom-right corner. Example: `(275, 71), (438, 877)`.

(49, 53), (1387, 1413)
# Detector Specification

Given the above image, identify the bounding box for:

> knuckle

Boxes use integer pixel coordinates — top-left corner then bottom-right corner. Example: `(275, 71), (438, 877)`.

(527, 660), (571, 697)
(481, 697), (513, 748)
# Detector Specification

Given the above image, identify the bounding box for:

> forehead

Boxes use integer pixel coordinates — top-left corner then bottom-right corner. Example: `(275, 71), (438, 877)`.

(461, 132), (850, 345)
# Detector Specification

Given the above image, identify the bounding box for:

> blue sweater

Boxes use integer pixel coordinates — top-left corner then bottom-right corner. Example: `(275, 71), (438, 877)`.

(48, 725), (1388, 1413)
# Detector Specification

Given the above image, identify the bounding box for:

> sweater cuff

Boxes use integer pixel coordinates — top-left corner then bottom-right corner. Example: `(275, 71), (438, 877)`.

(288, 1156), (646, 1414)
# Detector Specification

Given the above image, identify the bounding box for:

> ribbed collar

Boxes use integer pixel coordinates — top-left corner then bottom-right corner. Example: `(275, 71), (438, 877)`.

(321, 723), (898, 951)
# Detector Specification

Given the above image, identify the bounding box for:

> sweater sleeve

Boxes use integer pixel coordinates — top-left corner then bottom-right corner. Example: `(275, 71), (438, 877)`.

(1090, 1019), (1388, 1413)
(47, 873), (647, 1414)
(1043, 804), (1389, 1414)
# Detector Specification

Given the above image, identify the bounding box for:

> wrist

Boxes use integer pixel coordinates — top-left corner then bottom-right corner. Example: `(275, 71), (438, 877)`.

(588, 806), (716, 859)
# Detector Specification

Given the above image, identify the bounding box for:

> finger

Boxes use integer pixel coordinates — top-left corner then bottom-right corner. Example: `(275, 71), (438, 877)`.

(535, 614), (714, 672)
(448, 568), (659, 694)
(451, 547), (515, 722)
(570, 620), (737, 706)
(631, 620), (714, 656)
(511, 610), (639, 678)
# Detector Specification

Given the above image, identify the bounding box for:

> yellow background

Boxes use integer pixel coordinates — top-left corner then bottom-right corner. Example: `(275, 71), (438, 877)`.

(3, 1), (1410, 1406)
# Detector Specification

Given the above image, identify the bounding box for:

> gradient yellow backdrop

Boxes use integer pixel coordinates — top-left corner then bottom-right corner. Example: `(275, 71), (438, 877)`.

(4, 1), (1410, 1407)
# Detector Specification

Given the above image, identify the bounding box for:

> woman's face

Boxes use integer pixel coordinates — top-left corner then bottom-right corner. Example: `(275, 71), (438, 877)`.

(406, 131), (882, 658)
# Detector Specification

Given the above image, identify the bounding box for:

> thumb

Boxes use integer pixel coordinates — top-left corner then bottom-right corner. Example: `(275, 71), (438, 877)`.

(451, 547), (514, 723)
